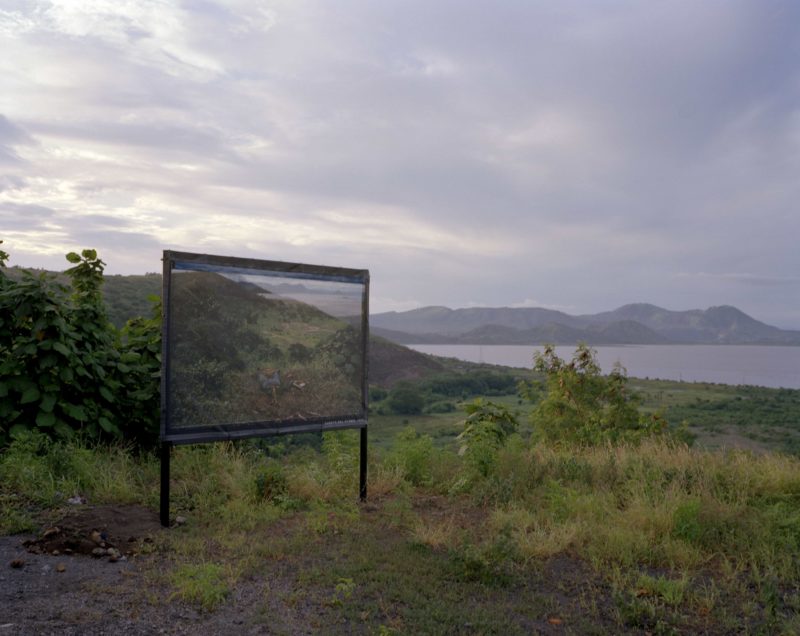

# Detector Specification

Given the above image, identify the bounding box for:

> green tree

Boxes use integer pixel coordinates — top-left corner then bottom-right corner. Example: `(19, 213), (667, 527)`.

(522, 344), (666, 445)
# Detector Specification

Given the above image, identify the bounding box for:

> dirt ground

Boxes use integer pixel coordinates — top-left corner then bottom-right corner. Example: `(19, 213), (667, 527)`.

(0, 503), (599, 635)
(0, 501), (751, 635)
(0, 504), (288, 636)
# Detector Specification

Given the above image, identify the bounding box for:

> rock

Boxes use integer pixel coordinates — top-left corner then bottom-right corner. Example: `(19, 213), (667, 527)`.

(9, 559), (24, 569)
(56, 563), (66, 573)
(90, 530), (103, 545)
(91, 548), (106, 558)
(175, 516), (187, 526)
(42, 527), (60, 540)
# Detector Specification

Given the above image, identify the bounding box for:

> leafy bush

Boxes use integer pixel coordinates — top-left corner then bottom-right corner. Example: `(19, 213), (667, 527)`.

(386, 426), (436, 486)
(457, 398), (518, 478)
(522, 344), (667, 445)
(0, 243), (160, 448)
(385, 383), (426, 415)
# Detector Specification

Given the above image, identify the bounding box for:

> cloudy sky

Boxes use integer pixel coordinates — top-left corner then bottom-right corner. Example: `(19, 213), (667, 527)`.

(1, 1), (799, 327)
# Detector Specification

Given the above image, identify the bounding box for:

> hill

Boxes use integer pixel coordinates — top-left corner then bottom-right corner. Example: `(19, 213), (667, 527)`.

(10, 267), (798, 345)
(372, 303), (800, 346)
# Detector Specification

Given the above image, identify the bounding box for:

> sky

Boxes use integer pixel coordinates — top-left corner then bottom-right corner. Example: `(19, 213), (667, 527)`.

(1, 1), (799, 328)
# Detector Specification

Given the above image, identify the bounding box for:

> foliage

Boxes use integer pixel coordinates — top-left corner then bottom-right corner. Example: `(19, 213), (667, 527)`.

(372, 370), (522, 417)
(0, 244), (160, 448)
(384, 382), (426, 415)
(102, 273), (162, 328)
(0, 430), (156, 525)
(457, 398), (518, 477)
(170, 563), (230, 611)
(116, 297), (162, 448)
(522, 344), (667, 445)
(254, 460), (289, 501)
(386, 426), (437, 486)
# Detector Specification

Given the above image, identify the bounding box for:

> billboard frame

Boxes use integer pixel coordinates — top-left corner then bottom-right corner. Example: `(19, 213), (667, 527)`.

(159, 250), (370, 526)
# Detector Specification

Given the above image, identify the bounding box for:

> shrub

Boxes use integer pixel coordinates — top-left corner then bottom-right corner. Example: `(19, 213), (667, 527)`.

(457, 398), (518, 478)
(522, 344), (667, 445)
(385, 383), (426, 415)
(387, 426), (436, 486)
(0, 243), (160, 448)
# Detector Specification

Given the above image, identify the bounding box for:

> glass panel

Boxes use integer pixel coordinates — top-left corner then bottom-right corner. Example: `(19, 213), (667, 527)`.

(165, 256), (367, 436)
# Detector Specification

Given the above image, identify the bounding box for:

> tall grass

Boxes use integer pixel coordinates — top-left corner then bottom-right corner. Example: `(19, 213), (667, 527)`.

(477, 439), (800, 578)
(2, 428), (799, 587)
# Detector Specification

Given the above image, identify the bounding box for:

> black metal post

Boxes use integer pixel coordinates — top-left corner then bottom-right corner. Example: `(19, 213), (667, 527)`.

(160, 441), (171, 527)
(359, 427), (367, 501)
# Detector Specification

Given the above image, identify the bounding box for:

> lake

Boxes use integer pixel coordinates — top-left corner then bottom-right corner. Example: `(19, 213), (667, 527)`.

(407, 344), (800, 389)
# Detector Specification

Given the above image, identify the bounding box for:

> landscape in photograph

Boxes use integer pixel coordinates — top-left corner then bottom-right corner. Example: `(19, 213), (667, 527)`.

(166, 266), (366, 432)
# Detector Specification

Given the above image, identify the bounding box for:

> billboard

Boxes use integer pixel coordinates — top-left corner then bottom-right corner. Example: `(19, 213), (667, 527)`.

(160, 251), (369, 444)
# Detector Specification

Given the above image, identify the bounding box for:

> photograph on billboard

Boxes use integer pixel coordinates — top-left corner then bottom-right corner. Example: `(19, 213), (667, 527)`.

(161, 251), (369, 444)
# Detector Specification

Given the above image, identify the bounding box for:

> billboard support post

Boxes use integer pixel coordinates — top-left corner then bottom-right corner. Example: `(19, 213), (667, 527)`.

(359, 427), (367, 501)
(160, 441), (171, 527)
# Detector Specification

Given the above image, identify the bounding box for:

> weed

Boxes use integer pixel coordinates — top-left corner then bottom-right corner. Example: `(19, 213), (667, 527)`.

(327, 577), (356, 607)
(449, 525), (518, 585)
(169, 562), (230, 611)
(385, 426), (437, 486)
(254, 461), (289, 502)
(635, 573), (690, 607)
(410, 515), (458, 550)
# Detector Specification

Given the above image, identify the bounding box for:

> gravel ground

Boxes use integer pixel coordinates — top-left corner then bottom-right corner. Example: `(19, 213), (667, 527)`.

(1, 533), (321, 635)
(0, 504), (318, 635)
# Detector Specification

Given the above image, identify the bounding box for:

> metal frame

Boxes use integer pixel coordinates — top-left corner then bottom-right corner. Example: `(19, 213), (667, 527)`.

(160, 250), (369, 526)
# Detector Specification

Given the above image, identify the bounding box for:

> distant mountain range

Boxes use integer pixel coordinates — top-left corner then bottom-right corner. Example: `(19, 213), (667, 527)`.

(9, 266), (798, 346)
(371, 303), (800, 346)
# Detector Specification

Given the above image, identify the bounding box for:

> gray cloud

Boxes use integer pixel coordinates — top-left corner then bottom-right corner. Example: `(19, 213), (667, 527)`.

(0, 114), (33, 164)
(1, 202), (55, 230)
(1, 0), (799, 326)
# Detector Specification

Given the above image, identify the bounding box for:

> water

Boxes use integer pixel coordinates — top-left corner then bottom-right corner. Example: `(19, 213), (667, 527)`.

(407, 344), (800, 389)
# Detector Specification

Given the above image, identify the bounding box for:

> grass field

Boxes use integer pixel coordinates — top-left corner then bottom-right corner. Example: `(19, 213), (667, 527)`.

(3, 361), (800, 633)
(3, 400), (800, 633)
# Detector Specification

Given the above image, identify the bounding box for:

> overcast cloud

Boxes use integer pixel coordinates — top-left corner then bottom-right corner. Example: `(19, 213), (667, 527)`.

(1, 0), (799, 327)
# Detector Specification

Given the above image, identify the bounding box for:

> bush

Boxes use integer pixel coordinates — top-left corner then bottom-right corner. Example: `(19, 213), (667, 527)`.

(387, 426), (436, 486)
(385, 383), (426, 415)
(522, 344), (667, 445)
(0, 243), (160, 448)
(457, 398), (518, 478)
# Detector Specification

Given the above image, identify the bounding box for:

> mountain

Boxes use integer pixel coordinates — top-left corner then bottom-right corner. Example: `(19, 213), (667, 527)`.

(371, 304), (800, 346)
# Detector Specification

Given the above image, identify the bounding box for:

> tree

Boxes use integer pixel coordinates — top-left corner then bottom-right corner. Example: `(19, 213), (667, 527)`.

(522, 344), (666, 445)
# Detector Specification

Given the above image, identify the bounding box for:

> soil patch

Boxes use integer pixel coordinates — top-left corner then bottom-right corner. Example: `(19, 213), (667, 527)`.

(23, 504), (163, 560)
